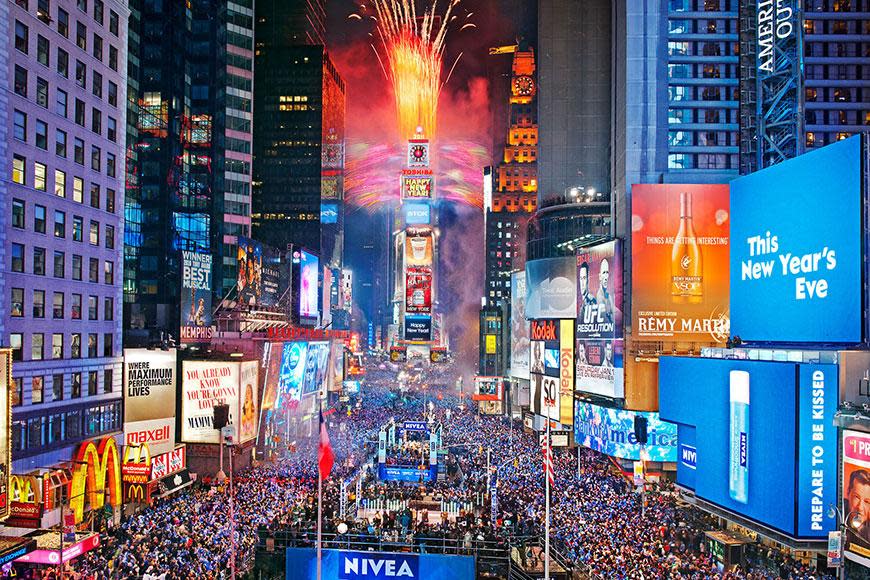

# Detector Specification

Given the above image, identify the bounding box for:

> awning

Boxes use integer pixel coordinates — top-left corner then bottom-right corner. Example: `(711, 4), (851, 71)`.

(155, 469), (193, 498)
(0, 537), (36, 566)
(15, 532), (99, 565)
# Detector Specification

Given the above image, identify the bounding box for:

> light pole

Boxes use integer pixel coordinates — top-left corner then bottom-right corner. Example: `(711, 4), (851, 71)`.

(828, 504), (863, 580)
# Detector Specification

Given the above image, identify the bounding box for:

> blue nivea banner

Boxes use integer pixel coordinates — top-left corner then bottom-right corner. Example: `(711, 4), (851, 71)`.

(286, 549), (474, 580)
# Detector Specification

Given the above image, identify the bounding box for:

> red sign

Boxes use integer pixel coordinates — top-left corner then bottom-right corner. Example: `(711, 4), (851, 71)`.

(16, 534), (100, 565)
(151, 446), (186, 480)
(530, 320), (557, 341)
(401, 175), (434, 200)
(266, 327), (350, 341)
(125, 424), (170, 446)
(405, 267), (432, 314)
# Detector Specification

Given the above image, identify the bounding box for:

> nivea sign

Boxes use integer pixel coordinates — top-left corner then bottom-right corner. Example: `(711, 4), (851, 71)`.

(680, 444), (697, 470)
(339, 551), (419, 579)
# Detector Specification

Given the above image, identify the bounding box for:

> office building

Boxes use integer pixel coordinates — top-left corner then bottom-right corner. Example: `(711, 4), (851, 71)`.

(252, 45), (345, 260)
(124, 0), (255, 342)
(5, 0), (129, 470)
(255, 0), (325, 48)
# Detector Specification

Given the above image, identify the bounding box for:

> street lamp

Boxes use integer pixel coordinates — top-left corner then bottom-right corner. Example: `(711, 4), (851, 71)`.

(828, 504), (863, 578)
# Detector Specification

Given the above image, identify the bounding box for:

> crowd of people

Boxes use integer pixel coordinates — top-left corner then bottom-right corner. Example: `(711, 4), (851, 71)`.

(58, 359), (837, 579)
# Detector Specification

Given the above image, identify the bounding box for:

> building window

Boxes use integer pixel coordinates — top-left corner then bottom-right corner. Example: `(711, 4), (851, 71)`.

(58, 8), (69, 36)
(57, 48), (69, 77)
(94, 0), (103, 22)
(52, 334), (64, 359)
(34, 163), (47, 191)
(75, 61), (86, 89)
(109, 10), (118, 35)
(37, 0), (51, 22)
(13, 111), (27, 142)
(108, 82), (117, 107)
(105, 224), (114, 249)
(106, 189), (116, 213)
(88, 295), (97, 320)
(56, 130), (68, 158)
(32, 377), (44, 404)
(103, 368), (113, 392)
(108, 46), (118, 71)
(104, 297), (113, 320)
(89, 220), (99, 245)
(104, 261), (114, 284)
(75, 98), (85, 125)
(53, 250), (65, 277)
(73, 179), (84, 203)
(34, 205), (46, 233)
(71, 372), (81, 398)
(12, 156), (25, 185)
(15, 21), (29, 54)
(71, 335), (81, 360)
(35, 120), (48, 149)
(37, 35), (50, 66)
(33, 290), (45, 318)
(71, 293), (82, 318)
(107, 117), (117, 142)
(33, 247), (45, 275)
(87, 335), (97, 359)
(53, 374), (64, 400)
(74, 138), (84, 165)
(103, 334), (113, 357)
(76, 22), (86, 50)
(72, 257), (82, 282)
(11, 288), (24, 318)
(53, 292), (64, 318)
(10, 335), (23, 363)
(90, 184), (100, 208)
(91, 146), (101, 171)
(92, 71), (102, 99)
(89, 258), (99, 283)
(11, 244), (24, 273)
(106, 153), (116, 177)
(92, 34), (102, 61)
(37, 78), (49, 108)
(32, 334), (45, 360)
(12, 200), (25, 229)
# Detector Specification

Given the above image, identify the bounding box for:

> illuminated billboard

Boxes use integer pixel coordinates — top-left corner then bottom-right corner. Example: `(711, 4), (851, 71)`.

(730, 136), (863, 343)
(404, 227), (433, 267)
(573, 401), (677, 463)
(303, 342), (330, 396)
(405, 266), (432, 314)
(401, 174), (434, 200)
(529, 320), (573, 424)
(285, 549), (474, 580)
(321, 203), (339, 224)
(321, 174), (342, 200)
(843, 429), (870, 566)
(407, 140), (430, 167)
(238, 361), (259, 443)
(181, 361), (240, 444)
(299, 250), (320, 321)
(278, 342), (307, 407)
(340, 269), (353, 310)
(525, 258), (577, 320)
(509, 271), (530, 379)
(403, 201), (431, 225)
(0, 351), (10, 521)
(404, 315), (432, 341)
(659, 357), (837, 538)
(123, 349), (177, 455)
(179, 251), (213, 342)
(473, 377), (501, 402)
(631, 184), (730, 343)
(236, 237), (280, 307)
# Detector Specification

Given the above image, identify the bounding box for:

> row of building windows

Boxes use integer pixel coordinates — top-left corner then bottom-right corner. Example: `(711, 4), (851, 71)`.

(15, 0), (121, 37)
(11, 401), (122, 453)
(12, 198), (115, 244)
(9, 242), (116, 284)
(10, 288), (114, 321)
(11, 369), (114, 407)
(9, 330), (116, 362)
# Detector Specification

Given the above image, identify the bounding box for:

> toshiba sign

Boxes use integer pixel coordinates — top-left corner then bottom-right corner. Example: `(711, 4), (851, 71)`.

(123, 349), (177, 455)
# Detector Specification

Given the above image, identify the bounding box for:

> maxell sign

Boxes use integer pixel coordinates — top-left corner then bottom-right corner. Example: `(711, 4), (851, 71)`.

(123, 349), (177, 455)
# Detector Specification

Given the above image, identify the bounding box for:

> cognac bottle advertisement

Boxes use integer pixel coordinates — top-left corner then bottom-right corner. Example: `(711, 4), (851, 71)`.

(631, 184), (730, 343)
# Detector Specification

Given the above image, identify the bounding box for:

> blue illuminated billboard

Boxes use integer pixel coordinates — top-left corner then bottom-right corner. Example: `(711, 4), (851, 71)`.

(278, 342), (307, 407)
(404, 201), (430, 225)
(730, 136), (863, 343)
(298, 250), (320, 320)
(285, 548), (474, 580)
(573, 401), (677, 462)
(659, 357), (837, 538)
(321, 203), (339, 224)
(302, 341), (329, 395)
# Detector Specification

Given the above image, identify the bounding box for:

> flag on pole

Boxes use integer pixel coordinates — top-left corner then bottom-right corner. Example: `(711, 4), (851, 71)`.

(318, 412), (335, 481)
(542, 433), (554, 486)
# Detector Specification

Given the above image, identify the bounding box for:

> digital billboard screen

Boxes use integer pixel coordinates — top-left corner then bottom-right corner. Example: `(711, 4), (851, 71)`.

(631, 184), (730, 343)
(404, 315), (431, 341)
(730, 135), (863, 344)
(525, 257), (577, 320)
(843, 429), (870, 566)
(403, 201), (431, 225)
(237, 237), (280, 307)
(509, 271), (530, 380)
(659, 357), (837, 538)
(123, 349), (177, 455)
(238, 361), (259, 443)
(576, 240), (624, 398)
(181, 361), (240, 444)
(298, 250), (320, 320)
(320, 203), (339, 224)
(404, 227), (433, 266)
(401, 174), (434, 200)
(302, 342), (330, 396)
(285, 549), (475, 580)
(180, 251), (213, 342)
(573, 401), (677, 462)
(529, 320), (573, 424)
(405, 266), (432, 314)
(278, 342), (308, 407)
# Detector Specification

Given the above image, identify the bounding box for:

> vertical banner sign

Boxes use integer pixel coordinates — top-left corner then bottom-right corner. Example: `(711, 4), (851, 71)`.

(181, 361), (240, 444)
(510, 271), (530, 380)
(558, 320), (574, 426)
(843, 429), (870, 566)
(575, 240), (624, 399)
(123, 349), (177, 455)
(0, 351), (11, 521)
(237, 361), (259, 444)
(180, 251), (214, 342)
(530, 320), (561, 422)
(631, 184), (730, 343)
(797, 364), (837, 537)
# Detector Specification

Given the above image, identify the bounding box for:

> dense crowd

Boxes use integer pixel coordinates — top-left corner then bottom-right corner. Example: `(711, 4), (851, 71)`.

(57, 360), (836, 579)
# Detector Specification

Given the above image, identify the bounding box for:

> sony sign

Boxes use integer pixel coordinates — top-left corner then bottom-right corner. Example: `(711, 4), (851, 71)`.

(338, 551), (419, 579)
(757, 0), (795, 73)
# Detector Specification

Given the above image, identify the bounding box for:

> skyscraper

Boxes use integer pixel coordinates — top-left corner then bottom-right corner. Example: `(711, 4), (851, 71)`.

(255, 0), (325, 48)
(251, 45), (345, 261)
(124, 0), (255, 343)
(4, 0), (128, 470)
